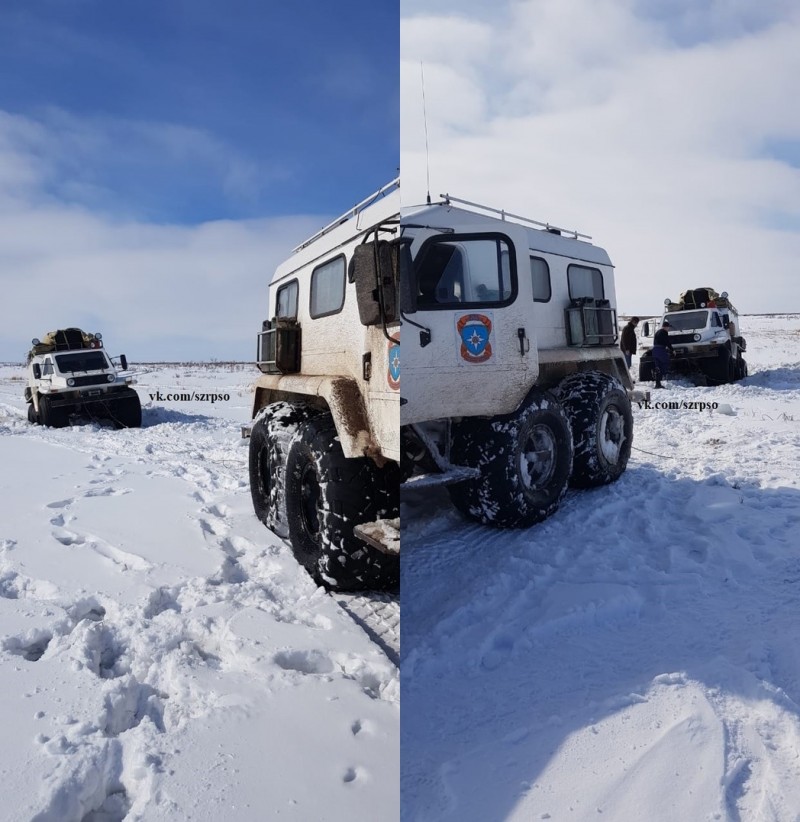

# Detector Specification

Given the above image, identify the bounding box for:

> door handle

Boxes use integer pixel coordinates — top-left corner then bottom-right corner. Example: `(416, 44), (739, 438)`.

(517, 327), (529, 355)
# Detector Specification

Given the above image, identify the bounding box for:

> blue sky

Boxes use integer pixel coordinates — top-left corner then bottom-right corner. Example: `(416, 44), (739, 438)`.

(0, 0), (398, 223)
(0, 0), (397, 361)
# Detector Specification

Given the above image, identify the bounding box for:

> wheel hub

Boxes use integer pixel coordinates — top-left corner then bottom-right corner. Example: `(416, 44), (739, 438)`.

(599, 406), (624, 464)
(520, 424), (557, 490)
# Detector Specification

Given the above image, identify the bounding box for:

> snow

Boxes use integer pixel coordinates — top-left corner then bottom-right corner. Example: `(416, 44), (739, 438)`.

(0, 363), (398, 821)
(401, 315), (800, 821)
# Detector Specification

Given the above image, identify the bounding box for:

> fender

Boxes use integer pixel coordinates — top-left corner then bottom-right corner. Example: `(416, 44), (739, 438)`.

(252, 374), (381, 461)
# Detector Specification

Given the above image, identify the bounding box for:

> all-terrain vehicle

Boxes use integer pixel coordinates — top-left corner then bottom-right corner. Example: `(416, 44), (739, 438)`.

(25, 328), (141, 428)
(400, 193), (634, 527)
(638, 287), (747, 385)
(247, 180), (400, 592)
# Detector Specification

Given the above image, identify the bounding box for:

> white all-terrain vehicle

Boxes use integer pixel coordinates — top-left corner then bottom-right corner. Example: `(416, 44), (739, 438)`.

(400, 193), (634, 526)
(25, 327), (141, 428)
(247, 181), (400, 592)
(638, 287), (747, 385)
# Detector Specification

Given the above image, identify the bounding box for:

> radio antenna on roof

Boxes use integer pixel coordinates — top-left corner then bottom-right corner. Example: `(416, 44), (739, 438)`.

(421, 61), (431, 205)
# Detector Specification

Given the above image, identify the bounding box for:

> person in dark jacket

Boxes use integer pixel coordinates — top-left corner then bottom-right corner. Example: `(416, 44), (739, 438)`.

(620, 317), (639, 368)
(652, 319), (674, 388)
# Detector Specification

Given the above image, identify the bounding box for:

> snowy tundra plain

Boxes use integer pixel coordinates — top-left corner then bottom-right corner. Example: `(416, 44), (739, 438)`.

(0, 363), (399, 821)
(401, 314), (800, 822)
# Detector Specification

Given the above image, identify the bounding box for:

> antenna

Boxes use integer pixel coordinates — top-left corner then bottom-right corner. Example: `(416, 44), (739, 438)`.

(420, 61), (431, 204)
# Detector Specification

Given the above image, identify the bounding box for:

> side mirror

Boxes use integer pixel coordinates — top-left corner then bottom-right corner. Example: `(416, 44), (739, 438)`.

(722, 316), (730, 329)
(352, 241), (397, 326)
(642, 321), (650, 337)
(32, 364), (41, 379)
(398, 240), (415, 314)
(119, 355), (128, 371)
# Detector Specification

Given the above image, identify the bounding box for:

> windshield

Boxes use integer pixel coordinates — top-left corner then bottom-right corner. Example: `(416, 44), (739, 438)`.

(55, 352), (109, 373)
(413, 234), (515, 308)
(663, 310), (709, 331)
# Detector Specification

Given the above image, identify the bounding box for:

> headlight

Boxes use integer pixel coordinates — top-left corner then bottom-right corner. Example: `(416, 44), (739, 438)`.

(107, 374), (115, 382)
(694, 333), (701, 341)
(67, 378), (76, 386)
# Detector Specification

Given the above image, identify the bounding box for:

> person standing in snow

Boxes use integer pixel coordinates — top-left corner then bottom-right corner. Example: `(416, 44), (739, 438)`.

(652, 319), (674, 389)
(620, 316), (639, 368)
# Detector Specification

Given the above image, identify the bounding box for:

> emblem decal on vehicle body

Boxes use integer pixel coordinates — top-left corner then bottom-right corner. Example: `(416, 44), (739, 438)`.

(387, 338), (400, 390)
(457, 314), (493, 363)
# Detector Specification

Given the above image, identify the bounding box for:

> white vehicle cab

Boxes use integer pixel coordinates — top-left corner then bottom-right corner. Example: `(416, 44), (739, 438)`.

(400, 193), (634, 527)
(25, 327), (141, 428)
(638, 287), (747, 384)
(247, 180), (400, 592)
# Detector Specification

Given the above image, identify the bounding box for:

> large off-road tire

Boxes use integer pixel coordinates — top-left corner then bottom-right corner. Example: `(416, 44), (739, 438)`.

(704, 348), (734, 386)
(249, 402), (323, 540)
(638, 352), (655, 382)
(447, 390), (573, 528)
(734, 356), (748, 381)
(39, 396), (69, 428)
(27, 402), (39, 425)
(112, 393), (142, 428)
(556, 372), (633, 488)
(283, 413), (399, 591)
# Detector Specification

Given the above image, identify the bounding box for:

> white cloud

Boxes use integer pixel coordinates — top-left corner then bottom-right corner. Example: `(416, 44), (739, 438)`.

(401, 0), (800, 314)
(0, 112), (325, 362)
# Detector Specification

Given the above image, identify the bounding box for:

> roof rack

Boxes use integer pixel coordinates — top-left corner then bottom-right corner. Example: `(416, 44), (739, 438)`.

(293, 178), (400, 253)
(438, 193), (592, 240)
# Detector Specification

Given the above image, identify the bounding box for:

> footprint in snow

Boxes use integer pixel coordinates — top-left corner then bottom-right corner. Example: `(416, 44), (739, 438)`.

(45, 498), (74, 510)
(52, 528), (86, 547)
(83, 486), (132, 498)
(480, 632), (515, 671)
(2, 631), (52, 662)
(198, 518), (226, 538)
(273, 649), (334, 675)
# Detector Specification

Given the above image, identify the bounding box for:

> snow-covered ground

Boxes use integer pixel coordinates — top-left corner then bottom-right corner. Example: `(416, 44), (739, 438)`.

(401, 314), (800, 821)
(0, 363), (399, 821)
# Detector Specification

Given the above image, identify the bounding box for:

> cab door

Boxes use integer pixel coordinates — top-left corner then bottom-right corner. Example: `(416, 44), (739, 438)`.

(401, 226), (538, 425)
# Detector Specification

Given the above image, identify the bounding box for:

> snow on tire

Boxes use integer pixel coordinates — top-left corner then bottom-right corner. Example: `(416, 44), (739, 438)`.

(249, 401), (323, 540)
(556, 371), (633, 488)
(284, 413), (399, 592)
(447, 389), (573, 528)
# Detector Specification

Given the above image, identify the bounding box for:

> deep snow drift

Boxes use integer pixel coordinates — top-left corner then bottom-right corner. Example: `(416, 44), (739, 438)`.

(0, 363), (398, 821)
(401, 314), (800, 821)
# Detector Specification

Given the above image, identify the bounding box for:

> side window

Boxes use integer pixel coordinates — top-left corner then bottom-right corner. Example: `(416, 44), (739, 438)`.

(530, 256), (551, 302)
(414, 234), (516, 309)
(567, 264), (604, 300)
(42, 358), (54, 376)
(712, 312), (722, 327)
(275, 280), (299, 320)
(310, 255), (346, 318)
